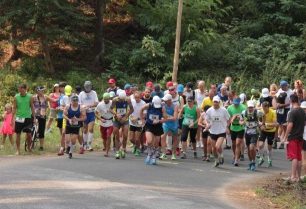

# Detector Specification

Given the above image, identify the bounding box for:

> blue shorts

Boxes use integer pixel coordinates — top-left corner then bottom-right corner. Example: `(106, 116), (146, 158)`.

(85, 112), (95, 125)
(162, 124), (178, 135)
(277, 108), (289, 125)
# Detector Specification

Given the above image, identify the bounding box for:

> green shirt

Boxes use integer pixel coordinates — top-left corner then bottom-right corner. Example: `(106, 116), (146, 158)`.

(182, 104), (198, 128)
(15, 93), (32, 118)
(227, 104), (245, 132)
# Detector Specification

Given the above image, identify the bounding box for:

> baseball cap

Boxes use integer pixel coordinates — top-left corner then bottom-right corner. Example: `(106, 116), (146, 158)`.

(84, 81), (92, 92)
(301, 101), (306, 108)
(146, 81), (154, 88)
(71, 95), (79, 101)
(233, 97), (241, 105)
(177, 84), (184, 93)
(65, 85), (72, 96)
(162, 94), (172, 101)
(247, 100), (255, 108)
(53, 83), (59, 88)
(166, 81), (174, 87)
(186, 82), (193, 89)
(109, 91), (115, 98)
(213, 96), (220, 102)
(239, 93), (246, 103)
(36, 86), (45, 92)
(108, 78), (116, 84)
(261, 88), (269, 98)
(124, 83), (131, 90)
(103, 93), (110, 99)
(152, 96), (162, 108)
(280, 80), (288, 87)
(118, 91), (126, 99)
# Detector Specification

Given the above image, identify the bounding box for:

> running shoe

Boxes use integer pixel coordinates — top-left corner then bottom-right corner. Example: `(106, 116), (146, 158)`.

(115, 151), (120, 159)
(159, 153), (167, 160)
(240, 155), (244, 161)
(88, 145), (93, 152)
(268, 160), (272, 167)
(132, 146), (136, 154)
(258, 157), (264, 166)
(200, 141), (204, 148)
(248, 162), (252, 170)
(234, 161), (239, 167)
(135, 149), (141, 156)
(65, 146), (70, 155)
(202, 155), (207, 161)
(79, 147), (85, 154)
(220, 157), (224, 165)
(57, 149), (64, 156)
(181, 153), (187, 159)
(272, 139), (277, 149)
(145, 155), (151, 164)
(150, 158), (157, 165)
(250, 163), (256, 171)
(214, 160), (220, 167)
(69, 153), (72, 159)
(196, 141), (200, 148)
(176, 147), (180, 156)
(193, 152), (197, 159)
(120, 150), (126, 159)
(171, 154), (176, 160)
(166, 149), (172, 155)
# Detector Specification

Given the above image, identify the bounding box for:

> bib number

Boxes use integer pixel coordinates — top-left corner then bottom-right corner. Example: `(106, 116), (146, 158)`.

(16, 117), (25, 123)
(277, 108), (284, 115)
(246, 128), (257, 135)
(186, 118), (194, 125)
(213, 116), (221, 122)
(117, 108), (127, 116)
(149, 114), (159, 123)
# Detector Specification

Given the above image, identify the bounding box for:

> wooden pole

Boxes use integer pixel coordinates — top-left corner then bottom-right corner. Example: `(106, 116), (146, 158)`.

(172, 0), (183, 83)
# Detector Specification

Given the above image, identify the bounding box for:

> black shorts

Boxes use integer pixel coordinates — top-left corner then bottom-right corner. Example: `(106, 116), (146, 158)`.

(210, 133), (226, 141)
(202, 130), (210, 139)
(245, 134), (258, 146)
(15, 118), (33, 134)
(36, 116), (46, 138)
(303, 140), (306, 151)
(230, 130), (245, 140)
(181, 125), (197, 143)
(129, 125), (142, 132)
(277, 108), (289, 125)
(259, 131), (275, 145)
(65, 126), (80, 135)
(145, 123), (163, 136)
(178, 118), (183, 130)
(57, 118), (63, 129)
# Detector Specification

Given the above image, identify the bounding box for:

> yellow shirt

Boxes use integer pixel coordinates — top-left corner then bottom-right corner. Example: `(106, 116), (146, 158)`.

(263, 108), (277, 132)
(201, 97), (213, 111)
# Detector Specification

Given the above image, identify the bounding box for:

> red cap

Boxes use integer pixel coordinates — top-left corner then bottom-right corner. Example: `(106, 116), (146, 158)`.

(166, 81), (174, 88)
(108, 78), (116, 84)
(146, 81), (154, 88)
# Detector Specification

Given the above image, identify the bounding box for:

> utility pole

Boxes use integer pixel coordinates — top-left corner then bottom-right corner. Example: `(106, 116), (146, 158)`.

(172, 0), (183, 83)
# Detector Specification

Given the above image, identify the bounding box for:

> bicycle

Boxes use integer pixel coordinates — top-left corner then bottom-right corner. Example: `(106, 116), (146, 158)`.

(24, 124), (39, 151)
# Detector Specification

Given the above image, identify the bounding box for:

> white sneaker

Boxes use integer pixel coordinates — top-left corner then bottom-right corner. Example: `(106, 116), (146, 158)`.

(196, 142), (200, 148)
(200, 141), (204, 148)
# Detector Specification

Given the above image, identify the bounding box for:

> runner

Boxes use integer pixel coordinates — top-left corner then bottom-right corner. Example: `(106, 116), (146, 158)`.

(78, 81), (99, 151)
(195, 81), (206, 148)
(46, 84), (60, 133)
(124, 84), (132, 97)
(259, 88), (273, 108)
(129, 91), (146, 156)
(140, 96), (166, 165)
(160, 94), (179, 160)
(142, 88), (153, 103)
(284, 94), (305, 182)
(95, 93), (113, 157)
(201, 89), (214, 111)
(205, 96), (230, 167)
(218, 85), (229, 104)
(57, 82), (67, 156)
(107, 78), (120, 95)
(198, 105), (212, 162)
(184, 82), (195, 100)
(227, 97), (246, 166)
(12, 84), (35, 155)
(179, 96), (200, 159)
(151, 84), (164, 98)
(275, 80), (293, 149)
(240, 101), (260, 171)
(258, 101), (277, 167)
(63, 95), (86, 159)
(110, 90), (134, 159)
(217, 76), (232, 93)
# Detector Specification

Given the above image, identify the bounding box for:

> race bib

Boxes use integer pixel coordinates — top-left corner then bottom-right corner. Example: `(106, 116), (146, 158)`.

(277, 108), (284, 115)
(16, 117), (25, 123)
(246, 121), (257, 128)
(185, 118), (194, 125)
(149, 114), (159, 123)
(246, 128), (257, 135)
(213, 116), (221, 122)
(117, 108), (127, 115)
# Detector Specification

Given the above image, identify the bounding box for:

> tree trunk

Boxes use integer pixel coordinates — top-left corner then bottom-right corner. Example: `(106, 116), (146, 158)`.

(172, 0), (183, 83)
(93, 0), (105, 69)
(8, 27), (21, 62)
(41, 37), (55, 74)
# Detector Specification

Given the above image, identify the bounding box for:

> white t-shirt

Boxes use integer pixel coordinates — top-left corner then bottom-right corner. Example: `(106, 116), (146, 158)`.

(205, 107), (230, 135)
(276, 89), (293, 107)
(61, 95), (71, 107)
(78, 90), (99, 113)
(195, 89), (206, 108)
(95, 101), (113, 127)
(130, 99), (146, 127)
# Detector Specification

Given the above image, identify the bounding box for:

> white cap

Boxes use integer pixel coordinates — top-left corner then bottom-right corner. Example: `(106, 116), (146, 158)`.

(261, 88), (269, 98)
(213, 96), (220, 102)
(152, 96), (162, 108)
(301, 101), (306, 109)
(162, 94), (172, 101)
(239, 93), (246, 103)
(247, 100), (255, 108)
(118, 91), (126, 99)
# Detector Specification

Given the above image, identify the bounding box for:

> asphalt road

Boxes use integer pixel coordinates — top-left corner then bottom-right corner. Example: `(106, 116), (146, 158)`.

(0, 147), (290, 209)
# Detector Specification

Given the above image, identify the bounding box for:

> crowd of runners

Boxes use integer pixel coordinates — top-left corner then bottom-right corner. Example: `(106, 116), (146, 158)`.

(1, 77), (306, 181)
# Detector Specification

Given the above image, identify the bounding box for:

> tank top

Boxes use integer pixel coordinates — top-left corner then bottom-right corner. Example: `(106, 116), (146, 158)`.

(243, 110), (258, 135)
(146, 103), (163, 125)
(15, 93), (32, 119)
(67, 105), (81, 127)
(182, 104), (198, 128)
(33, 95), (48, 117)
(114, 98), (128, 121)
(164, 104), (178, 129)
(50, 93), (60, 109)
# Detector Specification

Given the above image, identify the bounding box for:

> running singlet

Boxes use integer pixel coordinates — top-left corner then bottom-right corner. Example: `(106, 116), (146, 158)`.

(164, 104), (178, 129)
(67, 105), (81, 127)
(146, 103), (162, 125)
(15, 93), (32, 119)
(242, 110), (258, 135)
(182, 105), (198, 128)
(114, 98), (129, 121)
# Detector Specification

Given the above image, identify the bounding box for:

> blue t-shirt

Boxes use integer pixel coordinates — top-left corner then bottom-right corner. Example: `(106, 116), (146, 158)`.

(57, 95), (64, 119)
